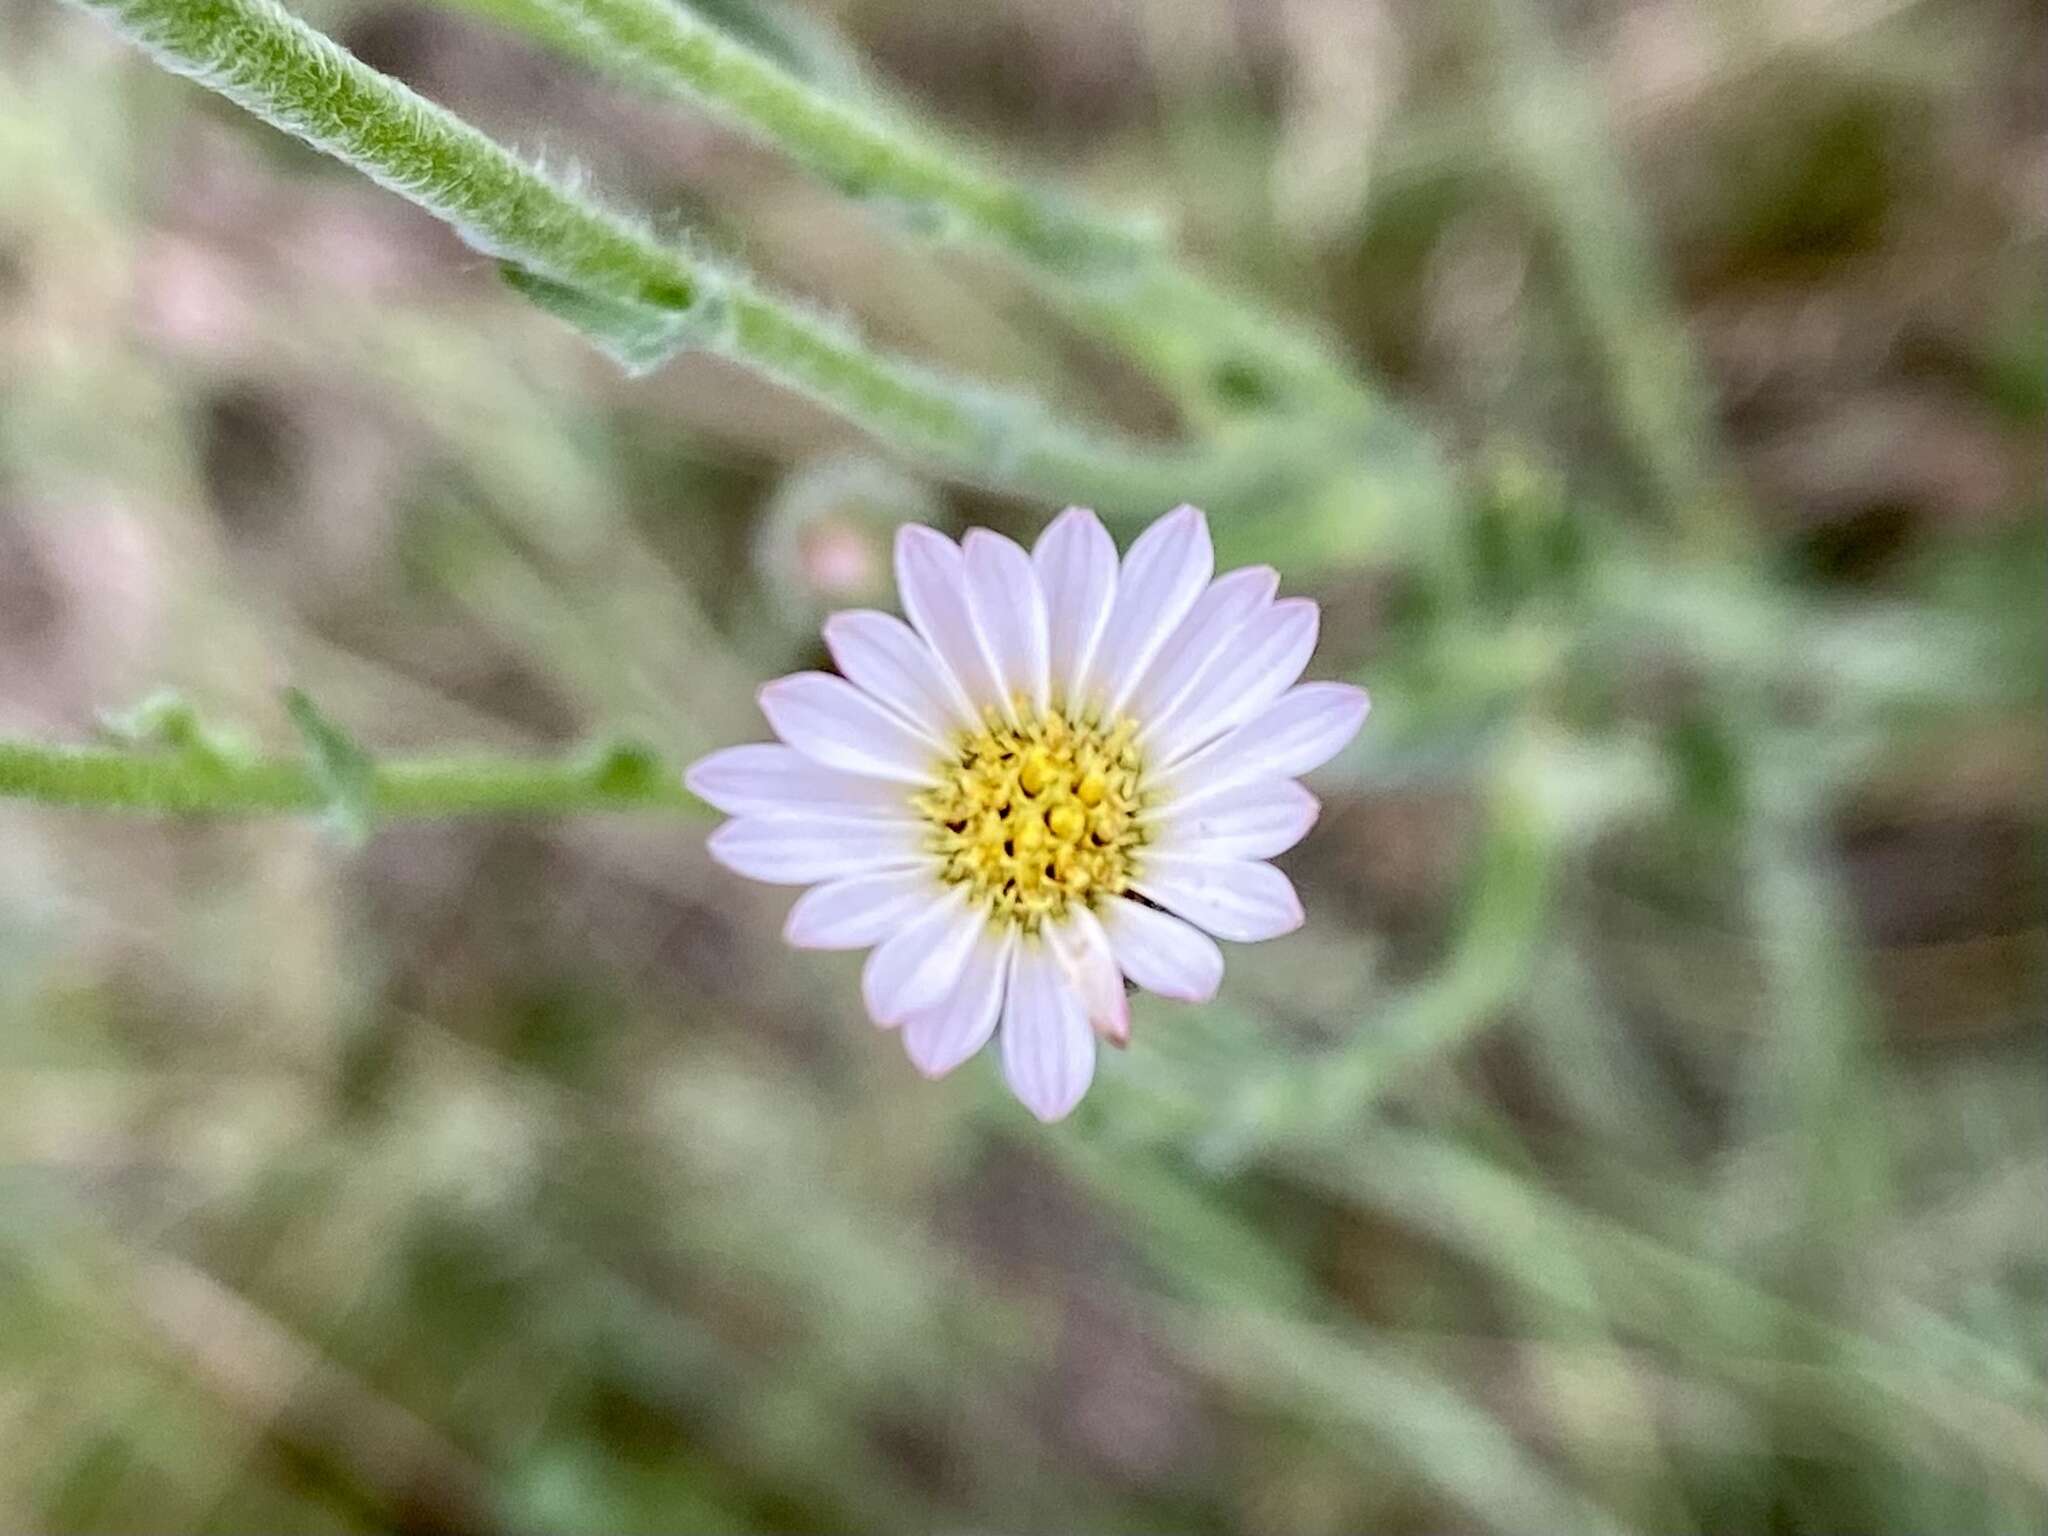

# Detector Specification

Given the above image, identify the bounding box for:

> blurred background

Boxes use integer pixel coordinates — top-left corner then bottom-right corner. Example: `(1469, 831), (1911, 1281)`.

(1, 0), (2044, 1530)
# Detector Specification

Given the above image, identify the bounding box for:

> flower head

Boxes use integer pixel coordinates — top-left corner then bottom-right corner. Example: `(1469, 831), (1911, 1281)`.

(687, 505), (1369, 1121)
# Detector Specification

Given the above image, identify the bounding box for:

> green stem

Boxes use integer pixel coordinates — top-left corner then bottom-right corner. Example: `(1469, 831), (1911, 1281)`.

(65, 0), (1307, 515)
(464, 0), (1396, 423)
(532, 0), (1156, 278)
(88, 0), (699, 312)
(0, 739), (706, 819)
(1475, 0), (1749, 556)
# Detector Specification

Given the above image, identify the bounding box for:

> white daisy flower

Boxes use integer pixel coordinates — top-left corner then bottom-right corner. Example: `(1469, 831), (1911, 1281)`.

(686, 505), (1370, 1122)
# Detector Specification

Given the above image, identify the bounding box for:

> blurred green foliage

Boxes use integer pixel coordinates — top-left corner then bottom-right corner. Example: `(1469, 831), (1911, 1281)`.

(1, 0), (2043, 1532)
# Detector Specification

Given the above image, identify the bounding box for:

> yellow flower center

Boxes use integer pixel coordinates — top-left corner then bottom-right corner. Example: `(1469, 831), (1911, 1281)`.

(915, 703), (1146, 929)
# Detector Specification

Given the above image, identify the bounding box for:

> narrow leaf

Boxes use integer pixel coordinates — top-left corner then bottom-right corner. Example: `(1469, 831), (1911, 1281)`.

(501, 264), (696, 375)
(283, 690), (376, 845)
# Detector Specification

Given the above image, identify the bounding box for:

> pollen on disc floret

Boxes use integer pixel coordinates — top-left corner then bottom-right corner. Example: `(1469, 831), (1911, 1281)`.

(914, 699), (1146, 929)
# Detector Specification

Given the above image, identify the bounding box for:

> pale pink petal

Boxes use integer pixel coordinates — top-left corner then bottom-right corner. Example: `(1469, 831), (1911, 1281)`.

(1080, 504), (1213, 716)
(1160, 683), (1370, 809)
(1146, 779), (1320, 861)
(707, 815), (926, 885)
(1032, 507), (1117, 709)
(962, 529), (1051, 716)
(1133, 854), (1305, 943)
(1125, 565), (1277, 729)
(894, 525), (1004, 715)
(823, 610), (978, 741)
(999, 939), (1096, 1122)
(758, 672), (943, 785)
(861, 888), (986, 1026)
(784, 868), (948, 950)
(684, 743), (917, 819)
(1099, 897), (1224, 1002)
(1143, 598), (1319, 767)
(902, 925), (1014, 1077)
(1044, 905), (1129, 1046)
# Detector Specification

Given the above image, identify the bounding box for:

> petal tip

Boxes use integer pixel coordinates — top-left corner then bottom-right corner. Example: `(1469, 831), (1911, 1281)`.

(904, 1043), (956, 1080)
(752, 673), (811, 735)
(1035, 506), (1111, 560)
(780, 901), (824, 949)
(1094, 991), (1131, 1048)
(754, 674), (801, 713)
(1159, 965), (1223, 1004)
(680, 753), (720, 802)
(860, 955), (904, 1029)
(895, 522), (955, 564)
(1154, 503), (1209, 546)
(702, 820), (744, 874)
(1022, 1092), (1080, 1124)
(1313, 682), (1372, 743)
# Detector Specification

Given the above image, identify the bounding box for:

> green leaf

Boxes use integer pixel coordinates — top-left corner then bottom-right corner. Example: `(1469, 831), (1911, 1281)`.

(283, 689), (376, 845)
(97, 690), (256, 769)
(501, 264), (700, 375)
(99, 689), (204, 750)
(578, 737), (669, 799)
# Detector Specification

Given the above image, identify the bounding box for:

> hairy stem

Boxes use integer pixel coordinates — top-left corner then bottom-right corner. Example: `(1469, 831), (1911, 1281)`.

(0, 739), (706, 819)
(460, 0), (1396, 423)
(534, 0), (1157, 278)
(64, 0), (1314, 515)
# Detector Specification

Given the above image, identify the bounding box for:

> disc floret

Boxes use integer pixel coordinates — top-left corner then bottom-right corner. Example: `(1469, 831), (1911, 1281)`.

(916, 702), (1145, 928)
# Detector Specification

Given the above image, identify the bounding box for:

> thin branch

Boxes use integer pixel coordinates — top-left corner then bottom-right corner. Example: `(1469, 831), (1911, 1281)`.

(64, 0), (1325, 516)
(421, 0), (1436, 438)
(0, 737), (706, 820)
(531, 0), (1160, 279)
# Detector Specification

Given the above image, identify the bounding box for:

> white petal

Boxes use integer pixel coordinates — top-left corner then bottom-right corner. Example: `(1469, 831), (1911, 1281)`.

(823, 610), (978, 741)
(684, 743), (918, 819)
(784, 868), (948, 950)
(1133, 854), (1305, 943)
(1100, 896), (1224, 1002)
(707, 815), (926, 885)
(1080, 504), (1213, 717)
(999, 938), (1096, 1122)
(861, 888), (986, 1026)
(1143, 598), (1319, 767)
(1032, 507), (1117, 709)
(1044, 904), (1129, 1045)
(902, 925), (1014, 1077)
(962, 529), (1051, 716)
(758, 671), (945, 786)
(1148, 779), (1321, 861)
(1125, 565), (1277, 729)
(894, 525), (1004, 715)
(1161, 683), (1371, 809)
